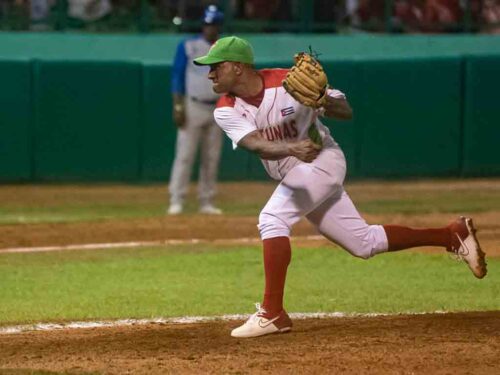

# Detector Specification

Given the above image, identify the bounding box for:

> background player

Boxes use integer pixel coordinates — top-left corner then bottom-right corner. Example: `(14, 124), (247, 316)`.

(193, 36), (487, 338)
(168, 5), (224, 215)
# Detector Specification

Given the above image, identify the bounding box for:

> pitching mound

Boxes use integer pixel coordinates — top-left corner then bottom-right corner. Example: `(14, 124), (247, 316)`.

(0, 312), (499, 374)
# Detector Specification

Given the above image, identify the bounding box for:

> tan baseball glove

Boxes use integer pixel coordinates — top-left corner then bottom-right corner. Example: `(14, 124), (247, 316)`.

(282, 52), (328, 108)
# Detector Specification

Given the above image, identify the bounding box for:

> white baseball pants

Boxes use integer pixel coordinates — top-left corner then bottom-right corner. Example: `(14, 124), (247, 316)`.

(169, 98), (223, 206)
(258, 148), (388, 259)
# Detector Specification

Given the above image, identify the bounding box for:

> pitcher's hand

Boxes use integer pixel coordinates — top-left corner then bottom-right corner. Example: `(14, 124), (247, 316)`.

(289, 139), (322, 163)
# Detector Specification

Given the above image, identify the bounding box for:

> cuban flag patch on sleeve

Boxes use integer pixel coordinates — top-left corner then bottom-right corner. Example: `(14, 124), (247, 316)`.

(280, 107), (295, 117)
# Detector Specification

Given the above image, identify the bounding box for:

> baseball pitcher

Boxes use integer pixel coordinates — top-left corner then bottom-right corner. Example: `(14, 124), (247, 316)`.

(193, 36), (487, 338)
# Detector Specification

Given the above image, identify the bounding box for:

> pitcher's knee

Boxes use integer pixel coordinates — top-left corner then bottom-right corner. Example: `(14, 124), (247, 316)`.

(342, 242), (373, 259)
(258, 211), (290, 240)
(337, 225), (389, 260)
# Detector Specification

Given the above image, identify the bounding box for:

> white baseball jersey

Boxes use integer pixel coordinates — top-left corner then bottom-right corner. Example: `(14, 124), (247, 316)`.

(214, 68), (388, 259)
(214, 69), (345, 181)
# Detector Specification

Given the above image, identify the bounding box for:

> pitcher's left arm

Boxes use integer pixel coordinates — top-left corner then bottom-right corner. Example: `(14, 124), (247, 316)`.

(323, 96), (353, 120)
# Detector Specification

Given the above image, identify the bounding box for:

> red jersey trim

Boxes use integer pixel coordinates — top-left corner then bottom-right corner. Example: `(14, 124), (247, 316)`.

(216, 95), (236, 108)
(260, 68), (289, 89)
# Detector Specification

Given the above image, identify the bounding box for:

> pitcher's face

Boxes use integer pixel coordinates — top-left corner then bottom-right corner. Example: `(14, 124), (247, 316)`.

(208, 62), (238, 94)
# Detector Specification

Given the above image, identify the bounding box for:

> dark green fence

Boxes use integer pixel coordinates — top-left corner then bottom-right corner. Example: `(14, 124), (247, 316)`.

(1, 34), (500, 182)
(33, 61), (142, 181)
(356, 57), (462, 177)
(462, 55), (500, 176)
(0, 60), (32, 180)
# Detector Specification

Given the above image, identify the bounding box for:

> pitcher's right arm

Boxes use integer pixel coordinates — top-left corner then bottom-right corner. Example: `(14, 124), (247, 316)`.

(238, 131), (321, 163)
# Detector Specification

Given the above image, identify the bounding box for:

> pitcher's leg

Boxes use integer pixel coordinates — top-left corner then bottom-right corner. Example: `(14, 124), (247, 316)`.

(258, 149), (346, 240)
(257, 152), (345, 318)
(307, 190), (487, 277)
(307, 189), (388, 259)
(307, 189), (457, 258)
(262, 236), (291, 316)
(383, 219), (486, 277)
(198, 120), (223, 209)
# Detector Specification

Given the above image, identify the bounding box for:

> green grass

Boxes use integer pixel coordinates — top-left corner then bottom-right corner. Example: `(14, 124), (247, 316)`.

(357, 192), (500, 214)
(0, 181), (499, 224)
(0, 245), (498, 325)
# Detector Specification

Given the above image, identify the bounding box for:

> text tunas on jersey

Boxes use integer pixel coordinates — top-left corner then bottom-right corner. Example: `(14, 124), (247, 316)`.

(259, 120), (298, 142)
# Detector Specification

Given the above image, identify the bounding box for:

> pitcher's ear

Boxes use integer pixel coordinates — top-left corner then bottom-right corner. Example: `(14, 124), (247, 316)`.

(233, 62), (244, 75)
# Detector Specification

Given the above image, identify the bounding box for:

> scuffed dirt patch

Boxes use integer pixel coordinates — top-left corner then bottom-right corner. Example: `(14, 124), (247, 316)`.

(0, 312), (498, 374)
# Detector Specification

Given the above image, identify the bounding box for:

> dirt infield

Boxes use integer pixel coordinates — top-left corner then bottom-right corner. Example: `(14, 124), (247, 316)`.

(0, 312), (499, 374)
(1, 181), (499, 255)
(2, 211), (500, 256)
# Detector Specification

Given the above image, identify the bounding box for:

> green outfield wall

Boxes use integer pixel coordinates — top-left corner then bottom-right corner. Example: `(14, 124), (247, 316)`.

(1, 33), (499, 182)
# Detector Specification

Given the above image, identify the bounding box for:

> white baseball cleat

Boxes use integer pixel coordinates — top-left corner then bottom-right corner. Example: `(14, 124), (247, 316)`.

(448, 216), (487, 279)
(199, 204), (222, 215)
(231, 303), (292, 338)
(167, 203), (183, 215)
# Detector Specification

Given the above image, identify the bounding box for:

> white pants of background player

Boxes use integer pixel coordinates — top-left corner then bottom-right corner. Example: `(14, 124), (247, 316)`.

(169, 98), (223, 207)
(258, 147), (389, 258)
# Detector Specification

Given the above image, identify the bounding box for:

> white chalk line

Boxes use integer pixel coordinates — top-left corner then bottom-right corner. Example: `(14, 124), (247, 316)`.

(0, 235), (326, 254)
(0, 311), (447, 335)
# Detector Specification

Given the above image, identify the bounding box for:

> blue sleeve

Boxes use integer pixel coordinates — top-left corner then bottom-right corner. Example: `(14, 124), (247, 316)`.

(171, 41), (188, 95)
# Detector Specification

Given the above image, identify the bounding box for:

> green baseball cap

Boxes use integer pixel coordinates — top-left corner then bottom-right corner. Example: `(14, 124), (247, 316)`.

(193, 36), (254, 66)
